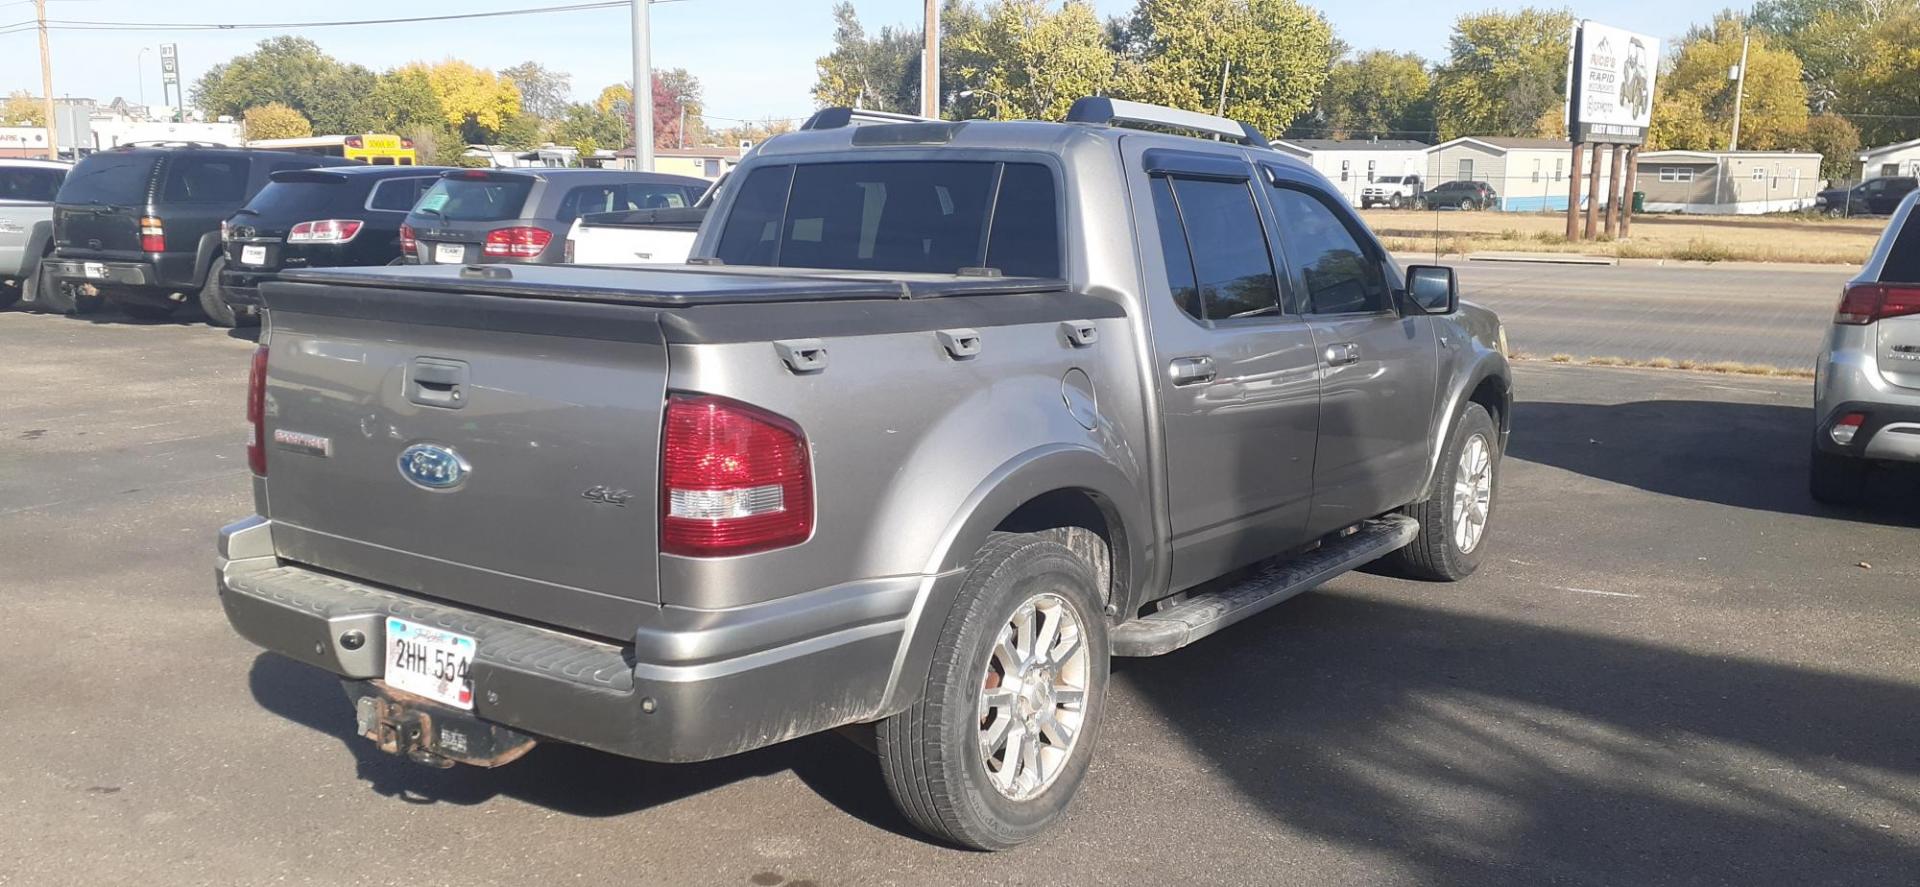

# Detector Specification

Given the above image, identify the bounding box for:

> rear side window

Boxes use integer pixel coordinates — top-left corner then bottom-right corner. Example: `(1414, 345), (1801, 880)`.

(415, 175), (534, 222)
(715, 161), (1061, 277)
(368, 177), (434, 212)
(56, 152), (159, 205)
(1157, 176), (1280, 320)
(0, 167), (63, 202)
(162, 156), (251, 204)
(1882, 212), (1920, 283)
(1269, 187), (1390, 314)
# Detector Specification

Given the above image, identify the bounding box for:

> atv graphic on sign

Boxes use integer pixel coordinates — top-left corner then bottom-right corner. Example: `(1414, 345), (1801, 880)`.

(1621, 38), (1651, 120)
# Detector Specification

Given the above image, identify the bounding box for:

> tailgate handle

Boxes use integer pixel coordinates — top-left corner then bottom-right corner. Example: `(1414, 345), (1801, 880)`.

(408, 358), (469, 409)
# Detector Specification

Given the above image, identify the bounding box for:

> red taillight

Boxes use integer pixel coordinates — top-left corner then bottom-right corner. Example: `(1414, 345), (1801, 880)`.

(661, 394), (812, 557)
(287, 219), (363, 244)
(456, 170), (492, 180)
(399, 223), (417, 256)
(246, 346), (268, 476)
(1836, 283), (1920, 324)
(1830, 411), (1867, 446)
(139, 215), (164, 252)
(483, 226), (553, 258)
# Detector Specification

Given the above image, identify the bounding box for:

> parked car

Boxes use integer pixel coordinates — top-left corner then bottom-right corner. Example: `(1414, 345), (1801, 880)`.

(1360, 174), (1424, 209)
(211, 165), (449, 327)
(1423, 180), (1499, 211)
(216, 98), (1511, 850)
(33, 143), (349, 319)
(1810, 189), (1920, 503)
(563, 205), (707, 264)
(0, 158), (67, 310)
(402, 168), (707, 267)
(1815, 176), (1918, 218)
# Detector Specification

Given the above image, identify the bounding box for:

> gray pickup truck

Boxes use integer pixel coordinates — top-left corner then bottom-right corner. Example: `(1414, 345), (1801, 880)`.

(217, 99), (1511, 850)
(0, 159), (67, 309)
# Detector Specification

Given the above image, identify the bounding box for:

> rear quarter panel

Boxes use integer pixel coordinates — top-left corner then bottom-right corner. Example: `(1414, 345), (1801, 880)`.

(0, 203), (51, 277)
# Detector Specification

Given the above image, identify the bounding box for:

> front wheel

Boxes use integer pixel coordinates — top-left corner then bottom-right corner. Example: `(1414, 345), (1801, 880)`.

(877, 531), (1109, 850)
(1388, 403), (1500, 580)
(1389, 194), (1404, 210)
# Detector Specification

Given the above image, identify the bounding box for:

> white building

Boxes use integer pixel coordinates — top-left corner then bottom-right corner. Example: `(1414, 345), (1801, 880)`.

(1858, 138), (1920, 180)
(1271, 139), (1429, 207)
(1423, 137), (1614, 212)
(1636, 150), (1822, 214)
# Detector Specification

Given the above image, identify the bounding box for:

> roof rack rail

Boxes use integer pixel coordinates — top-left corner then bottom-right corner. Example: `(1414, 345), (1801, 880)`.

(801, 107), (939, 131)
(1065, 97), (1269, 149)
(117, 140), (232, 149)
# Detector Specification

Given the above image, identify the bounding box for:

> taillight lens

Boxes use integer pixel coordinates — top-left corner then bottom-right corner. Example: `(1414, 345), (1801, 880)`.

(661, 394), (812, 557)
(139, 215), (165, 252)
(483, 226), (553, 258)
(246, 346), (268, 476)
(287, 219), (363, 243)
(399, 223), (417, 256)
(1836, 283), (1920, 324)
(563, 237), (576, 263)
(1830, 412), (1866, 446)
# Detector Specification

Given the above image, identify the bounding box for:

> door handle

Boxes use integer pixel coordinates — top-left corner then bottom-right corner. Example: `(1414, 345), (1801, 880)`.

(1168, 356), (1215, 387)
(1324, 343), (1361, 367)
(408, 357), (469, 409)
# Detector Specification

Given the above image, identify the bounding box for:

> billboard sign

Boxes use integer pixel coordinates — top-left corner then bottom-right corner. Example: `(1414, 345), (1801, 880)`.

(1568, 21), (1659, 144)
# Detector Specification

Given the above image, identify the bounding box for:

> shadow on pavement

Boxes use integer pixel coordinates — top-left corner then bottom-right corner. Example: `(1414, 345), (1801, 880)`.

(1128, 593), (1920, 886)
(246, 652), (912, 836)
(1509, 399), (1920, 524)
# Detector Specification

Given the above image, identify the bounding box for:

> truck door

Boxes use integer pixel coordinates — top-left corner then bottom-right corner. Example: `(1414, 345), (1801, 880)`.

(1125, 140), (1322, 591)
(1261, 168), (1441, 536)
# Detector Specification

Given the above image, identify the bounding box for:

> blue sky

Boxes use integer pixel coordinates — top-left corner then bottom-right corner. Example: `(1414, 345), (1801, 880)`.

(0, 0), (1742, 125)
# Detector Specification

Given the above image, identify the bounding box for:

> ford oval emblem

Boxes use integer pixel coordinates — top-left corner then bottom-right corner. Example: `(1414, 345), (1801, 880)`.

(398, 443), (469, 490)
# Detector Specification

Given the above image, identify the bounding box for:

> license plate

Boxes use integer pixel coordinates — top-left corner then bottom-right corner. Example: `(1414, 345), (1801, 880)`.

(384, 617), (476, 709)
(83, 261), (106, 280)
(433, 243), (466, 264)
(240, 245), (266, 266)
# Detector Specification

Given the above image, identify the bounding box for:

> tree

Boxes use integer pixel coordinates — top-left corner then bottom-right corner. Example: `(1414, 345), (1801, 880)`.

(946, 1), (1114, 121)
(1113, 0), (1337, 137)
(1649, 15), (1808, 151)
(192, 37), (377, 134)
(1, 91), (44, 127)
(403, 60), (523, 143)
(1799, 112), (1862, 180)
(1751, 0), (1909, 113)
(1431, 8), (1574, 140)
(242, 102), (312, 140)
(552, 102), (627, 157)
(813, 1), (924, 112)
(369, 67), (446, 132)
(592, 69), (707, 151)
(501, 61), (572, 122)
(1313, 50), (1433, 139)
(1816, 2), (1920, 144)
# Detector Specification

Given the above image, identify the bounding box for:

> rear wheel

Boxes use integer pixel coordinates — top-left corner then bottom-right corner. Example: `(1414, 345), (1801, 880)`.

(1388, 403), (1499, 580)
(198, 258), (251, 328)
(877, 531), (1108, 850)
(1808, 446), (1869, 505)
(0, 281), (18, 310)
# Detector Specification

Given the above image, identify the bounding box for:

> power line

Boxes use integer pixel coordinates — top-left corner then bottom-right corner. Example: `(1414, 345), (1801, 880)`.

(0, 0), (693, 36)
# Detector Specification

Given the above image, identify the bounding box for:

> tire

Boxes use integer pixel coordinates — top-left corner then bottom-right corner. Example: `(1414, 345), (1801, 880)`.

(877, 530), (1110, 850)
(1389, 194), (1404, 210)
(1388, 402), (1500, 581)
(199, 257), (240, 327)
(116, 300), (181, 321)
(1825, 206), (1846, 219)
(1808, 446), (1868, 505)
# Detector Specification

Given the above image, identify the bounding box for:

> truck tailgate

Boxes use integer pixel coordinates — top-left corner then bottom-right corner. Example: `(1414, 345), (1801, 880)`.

(260, 281), (667, 640)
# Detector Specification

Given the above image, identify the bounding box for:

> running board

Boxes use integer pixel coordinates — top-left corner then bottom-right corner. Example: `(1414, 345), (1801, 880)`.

(1111, 515), (1420, 657)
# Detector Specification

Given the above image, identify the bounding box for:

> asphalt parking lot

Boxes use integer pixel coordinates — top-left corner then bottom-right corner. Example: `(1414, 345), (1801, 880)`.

(2, 310), (1917, 887)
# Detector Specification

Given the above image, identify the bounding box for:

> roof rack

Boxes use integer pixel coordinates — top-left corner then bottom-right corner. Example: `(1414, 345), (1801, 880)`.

(1065, 97), (1269, 149)
(117, 140), (233, 149)
(801, 107), (939, 130)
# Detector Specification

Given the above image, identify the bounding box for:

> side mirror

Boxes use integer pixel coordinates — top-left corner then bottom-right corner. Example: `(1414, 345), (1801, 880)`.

(1406, 265), (1457, 314)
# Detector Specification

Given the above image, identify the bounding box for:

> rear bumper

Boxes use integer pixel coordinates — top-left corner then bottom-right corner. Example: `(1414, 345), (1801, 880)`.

(1815, 335), (1920, 464)
(216, 516), (923, 764)
(1814, 400), (1920, 463)
(42, 257), (156, 288)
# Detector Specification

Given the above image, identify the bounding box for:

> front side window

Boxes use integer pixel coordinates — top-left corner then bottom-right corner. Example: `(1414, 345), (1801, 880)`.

(1269, 187), (1390, 315)
(1158, 176), (1280, 321)
(714, 160), (1061, 277)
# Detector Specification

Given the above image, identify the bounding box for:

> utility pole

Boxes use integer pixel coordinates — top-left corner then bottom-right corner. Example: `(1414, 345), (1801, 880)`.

(921, 0), (939, 118)
(1728, 32), (1751, 151)
(1216, 59), (1232, 116)
(632, 0), (654, 171)
(35, 0), (56, 160)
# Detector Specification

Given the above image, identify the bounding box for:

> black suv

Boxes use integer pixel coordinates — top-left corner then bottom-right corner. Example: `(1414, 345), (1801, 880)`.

(211, 165), (448, 327)
(1816, 176), (1918, 218)
(37, 144), (348, 319)
(1422, 180), (1500, 211)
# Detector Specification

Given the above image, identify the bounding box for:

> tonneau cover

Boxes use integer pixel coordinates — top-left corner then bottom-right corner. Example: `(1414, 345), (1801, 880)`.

(278, 263), (1067, 307)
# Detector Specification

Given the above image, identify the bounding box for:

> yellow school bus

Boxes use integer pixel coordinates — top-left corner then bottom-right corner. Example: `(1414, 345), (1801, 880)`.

(245, 134), (420, 165)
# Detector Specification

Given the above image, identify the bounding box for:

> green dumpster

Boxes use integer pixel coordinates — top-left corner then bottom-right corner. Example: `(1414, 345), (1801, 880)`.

(1632, 191), (1646, 213)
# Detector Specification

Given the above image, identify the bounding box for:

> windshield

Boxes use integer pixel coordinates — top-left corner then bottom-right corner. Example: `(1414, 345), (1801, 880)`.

(1377, 176), (1402, 184)
(714, 160), (1061, 277)
(57, 152), (159, 205)
(415, 175), (534, 222)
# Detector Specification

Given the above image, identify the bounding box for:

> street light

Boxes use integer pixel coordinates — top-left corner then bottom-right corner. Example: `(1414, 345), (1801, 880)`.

(137, 47), (150, 112)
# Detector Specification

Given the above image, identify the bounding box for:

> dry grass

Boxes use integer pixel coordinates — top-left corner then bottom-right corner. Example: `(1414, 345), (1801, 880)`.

(1511, 352), (1813, 378)
(1365, 208), (1880, 265)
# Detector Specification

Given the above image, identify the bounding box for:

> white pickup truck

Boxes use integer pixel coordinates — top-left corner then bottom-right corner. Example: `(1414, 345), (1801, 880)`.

(563, 206), (706, 265)
(1360, 174), (1425, 210)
